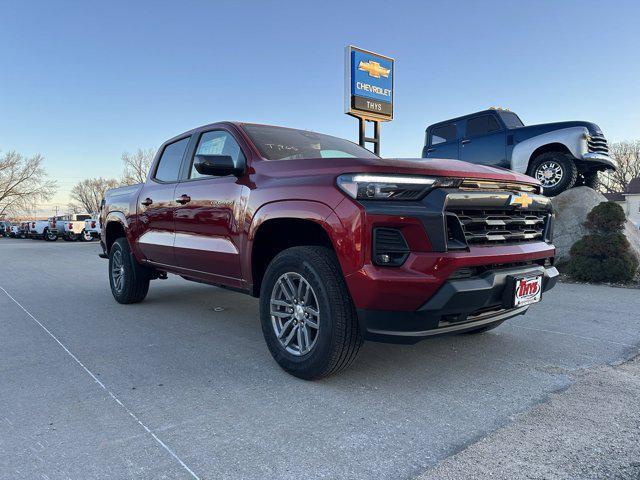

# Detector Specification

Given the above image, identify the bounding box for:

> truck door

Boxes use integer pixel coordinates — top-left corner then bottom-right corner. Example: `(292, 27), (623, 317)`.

(460, 114), (507, 167)
(422, 122), (459, 159)
(172, 129), (247, 287)
(136, 136), (191, 266)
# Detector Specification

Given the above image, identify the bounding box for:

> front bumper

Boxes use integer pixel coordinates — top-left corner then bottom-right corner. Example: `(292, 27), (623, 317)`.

(358, 265), (558, 343)
(582, 152), (616, 170)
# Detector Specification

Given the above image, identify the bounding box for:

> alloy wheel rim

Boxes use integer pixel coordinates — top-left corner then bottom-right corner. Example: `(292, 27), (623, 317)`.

(535, 161), (563, 187)
(270, 272), (320, 356)
(111, 250), (125, 293)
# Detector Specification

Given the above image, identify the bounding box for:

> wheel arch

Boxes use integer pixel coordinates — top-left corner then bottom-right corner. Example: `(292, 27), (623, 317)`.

(104, 211), (129, 253)
(246, 201), (347, 297)
(510, 126), (587, 174)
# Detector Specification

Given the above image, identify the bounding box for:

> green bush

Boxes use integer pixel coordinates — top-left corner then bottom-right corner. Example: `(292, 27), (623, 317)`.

(567, 202), (638, 283)
(585, 201), (626, 233)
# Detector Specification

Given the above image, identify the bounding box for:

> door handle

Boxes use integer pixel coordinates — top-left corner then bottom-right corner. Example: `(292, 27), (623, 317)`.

(461, 139), (471, 145)
(426, 148), (436, 153)
(175, 194), (191, 205)
(141, 198), (153, 206)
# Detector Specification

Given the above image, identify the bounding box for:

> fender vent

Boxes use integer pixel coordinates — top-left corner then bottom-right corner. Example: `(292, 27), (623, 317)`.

(373, 228), (409, 266)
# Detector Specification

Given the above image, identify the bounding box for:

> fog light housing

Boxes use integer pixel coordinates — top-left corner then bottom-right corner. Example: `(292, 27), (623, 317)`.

(373, 228), (409, 266)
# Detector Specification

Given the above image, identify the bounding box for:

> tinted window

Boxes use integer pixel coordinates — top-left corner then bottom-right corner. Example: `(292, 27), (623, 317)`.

(155, 137), (190, 182)
(498, 111), (524, 128)
(431, 123), (457, 145)
(190, 131), (246, 179)
(466, 115), (501, 137)
(241, 124), (378, 160)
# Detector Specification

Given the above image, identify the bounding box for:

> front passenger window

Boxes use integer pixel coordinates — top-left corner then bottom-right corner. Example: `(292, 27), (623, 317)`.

(190, 131), (246, 179)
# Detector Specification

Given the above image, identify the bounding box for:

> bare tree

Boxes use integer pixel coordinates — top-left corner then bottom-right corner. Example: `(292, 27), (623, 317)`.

(0, 151), (57, 217)
(121, 148), (155, 185)
(69, 177), (120, 214)
(598, 140), (640, 193)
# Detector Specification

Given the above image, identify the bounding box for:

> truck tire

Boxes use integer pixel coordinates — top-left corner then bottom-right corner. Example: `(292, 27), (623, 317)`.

(45, 229), (57, 242)
(109, 237), (150, 304)
(81, 230), (94, 242)
(259, 246), (363, 380)
(528, 152), (577, 197)
(578, 171), (599, 189)
(65, 233), (78, 241)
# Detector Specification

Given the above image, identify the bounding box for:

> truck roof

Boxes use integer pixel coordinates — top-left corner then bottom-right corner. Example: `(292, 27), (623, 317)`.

(426, 109), (518, 131)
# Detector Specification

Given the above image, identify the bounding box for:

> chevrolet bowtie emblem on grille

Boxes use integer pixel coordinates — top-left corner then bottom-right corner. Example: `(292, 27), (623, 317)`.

(509, 192), (534, 208)
(358, 60), (390, 79)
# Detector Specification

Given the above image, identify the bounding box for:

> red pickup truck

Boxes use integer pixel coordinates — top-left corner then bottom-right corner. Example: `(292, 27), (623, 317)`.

(101, 122), (558, 379)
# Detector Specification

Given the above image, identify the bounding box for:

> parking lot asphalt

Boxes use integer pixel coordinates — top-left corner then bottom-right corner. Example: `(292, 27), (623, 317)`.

(1, 238), (639, 480)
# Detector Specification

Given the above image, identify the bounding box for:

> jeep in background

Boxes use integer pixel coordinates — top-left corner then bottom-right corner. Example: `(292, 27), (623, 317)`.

(101, 122), (558, 379)
(422, 109), (616, 196)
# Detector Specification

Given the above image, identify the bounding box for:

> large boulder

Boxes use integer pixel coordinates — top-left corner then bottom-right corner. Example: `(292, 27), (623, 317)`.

(550, 186), (640, 263)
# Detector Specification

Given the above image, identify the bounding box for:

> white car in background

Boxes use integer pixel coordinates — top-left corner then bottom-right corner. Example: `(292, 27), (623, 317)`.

(64, 214), (92, 241)
(30, 218), (59, 241)
(83, 218), (101, 241)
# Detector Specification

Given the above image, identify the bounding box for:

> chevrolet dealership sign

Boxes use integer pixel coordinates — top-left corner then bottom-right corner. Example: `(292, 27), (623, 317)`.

(345, 46), (394, 121)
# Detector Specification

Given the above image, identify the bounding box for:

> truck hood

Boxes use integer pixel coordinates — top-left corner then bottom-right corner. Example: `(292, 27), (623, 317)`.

(258, 157), (538, 185)
(513, 121), (602, 138)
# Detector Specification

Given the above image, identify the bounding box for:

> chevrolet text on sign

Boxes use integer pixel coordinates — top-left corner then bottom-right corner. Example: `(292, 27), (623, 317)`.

(344, 45), (394, 121)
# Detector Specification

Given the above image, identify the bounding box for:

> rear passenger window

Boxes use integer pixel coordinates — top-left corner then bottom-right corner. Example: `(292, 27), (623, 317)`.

(465, 115), (501, 137)
(431, 123), (457, 145)
(154, 137), (190, 182)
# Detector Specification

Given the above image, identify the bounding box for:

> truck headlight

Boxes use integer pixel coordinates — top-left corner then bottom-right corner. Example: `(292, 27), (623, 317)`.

(337, 174), (456, 201)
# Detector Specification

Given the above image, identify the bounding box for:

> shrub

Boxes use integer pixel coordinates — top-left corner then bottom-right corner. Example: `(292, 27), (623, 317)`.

(567, 202), (638, 283)
(585, 201), (626, 233)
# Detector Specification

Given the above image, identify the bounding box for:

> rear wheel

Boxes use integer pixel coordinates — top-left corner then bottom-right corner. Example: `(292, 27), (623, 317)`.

(528, 152), (578, 196)
(45, 229), (57, 241)
(109, 237), (150, 304)
(259, 246), (363, 380)
(82, 230), (93, 242)
(65, 233), (78, 241)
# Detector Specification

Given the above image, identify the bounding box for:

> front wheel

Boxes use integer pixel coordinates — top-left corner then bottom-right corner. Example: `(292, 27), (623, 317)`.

(109, 237), (150, 304)
(259, 246), (363, 380)
(528, 152), (578, 197)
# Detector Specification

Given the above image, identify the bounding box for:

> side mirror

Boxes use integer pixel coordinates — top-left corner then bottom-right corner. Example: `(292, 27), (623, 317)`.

(194, 154), (244, 177)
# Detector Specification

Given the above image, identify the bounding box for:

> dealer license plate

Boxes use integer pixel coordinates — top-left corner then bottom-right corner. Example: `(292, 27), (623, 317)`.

(513, 275), (543, 307)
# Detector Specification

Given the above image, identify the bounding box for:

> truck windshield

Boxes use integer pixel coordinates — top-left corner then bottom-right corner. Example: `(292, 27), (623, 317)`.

(498, 111), (524, 128)
(241, 124), (379, 160)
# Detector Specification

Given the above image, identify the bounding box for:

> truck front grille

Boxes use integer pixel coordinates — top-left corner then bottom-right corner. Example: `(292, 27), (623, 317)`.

(446, 209), (549, 246)
(588, 135), (609, 155)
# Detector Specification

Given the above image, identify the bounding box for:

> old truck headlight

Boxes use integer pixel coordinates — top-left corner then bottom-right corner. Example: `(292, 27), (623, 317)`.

(337, 174), (454, 201)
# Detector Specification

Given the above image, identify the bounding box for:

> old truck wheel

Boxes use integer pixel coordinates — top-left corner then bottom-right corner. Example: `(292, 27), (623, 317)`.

(528, 152), (577, 196)
(259, 246), (363, 380)
(109, 237), (150, 304)
(45, 229), (58, 241)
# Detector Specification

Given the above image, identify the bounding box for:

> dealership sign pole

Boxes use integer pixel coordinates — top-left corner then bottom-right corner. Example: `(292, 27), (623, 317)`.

(344, 45), (394, 155)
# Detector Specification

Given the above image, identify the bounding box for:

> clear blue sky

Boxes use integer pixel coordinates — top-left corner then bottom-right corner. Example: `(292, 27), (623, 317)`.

(1, 0), (639, 213)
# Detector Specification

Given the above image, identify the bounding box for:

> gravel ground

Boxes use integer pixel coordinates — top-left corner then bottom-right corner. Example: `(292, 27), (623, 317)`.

(419, 355), (640, 480)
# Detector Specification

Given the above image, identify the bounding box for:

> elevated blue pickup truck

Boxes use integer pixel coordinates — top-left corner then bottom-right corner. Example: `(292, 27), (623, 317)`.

(422, 108), (616, 196)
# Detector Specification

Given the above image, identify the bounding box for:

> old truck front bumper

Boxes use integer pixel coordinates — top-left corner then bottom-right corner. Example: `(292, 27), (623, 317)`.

(582, 152), (616, 169)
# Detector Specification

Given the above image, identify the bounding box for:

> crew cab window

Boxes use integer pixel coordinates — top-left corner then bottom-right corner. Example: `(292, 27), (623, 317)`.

(465, 115), (501, 137)
(431, 123), (457, 145)
(154, 137), (190, 182)
(190, 130), (246, 179)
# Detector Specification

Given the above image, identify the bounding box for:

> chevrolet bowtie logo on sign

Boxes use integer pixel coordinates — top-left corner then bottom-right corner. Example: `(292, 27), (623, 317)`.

(509, 193), (534, 208)
(345, 45), (394, 121)
(358, 60), (390, 79)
